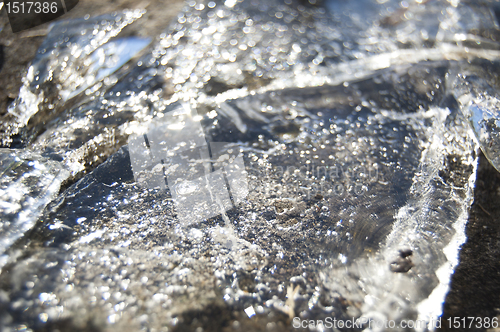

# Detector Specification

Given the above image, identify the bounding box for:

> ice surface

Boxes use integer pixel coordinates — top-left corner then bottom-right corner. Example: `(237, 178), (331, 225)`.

(0, 66), (478, 330)
(452, 59), (500, 173)
(0, 149), (69, 270)
(0, 10), (145, 149)
(1, 0), (499, 330)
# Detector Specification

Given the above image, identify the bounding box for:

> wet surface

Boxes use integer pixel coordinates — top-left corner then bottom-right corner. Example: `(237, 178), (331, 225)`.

(441, 151), (500, 332)
(1, 0), (500, 331)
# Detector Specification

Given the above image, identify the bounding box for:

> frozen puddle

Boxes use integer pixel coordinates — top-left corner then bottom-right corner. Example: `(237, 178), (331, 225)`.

(0, 66), (478, 330)
(0, 0), (496, 330)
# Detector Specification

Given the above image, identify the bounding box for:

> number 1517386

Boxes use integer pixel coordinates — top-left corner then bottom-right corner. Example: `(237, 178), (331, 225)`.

(4, 0), (79, 33)
(5, 2), (59, 14)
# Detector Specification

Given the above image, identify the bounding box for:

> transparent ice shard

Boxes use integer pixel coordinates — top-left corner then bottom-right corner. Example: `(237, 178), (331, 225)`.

(452, 59), (500, 173)
(0, 149), (69, 270)
(1, 10), (145, 146)
(0, 0), (497, 330)
(0, 62), (478, 330)
(61, 37), (152, 101)
(10, 0), (497, 177)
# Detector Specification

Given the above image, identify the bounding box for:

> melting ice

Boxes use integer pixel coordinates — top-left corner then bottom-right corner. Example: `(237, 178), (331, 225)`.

(1, 0), (500, 330)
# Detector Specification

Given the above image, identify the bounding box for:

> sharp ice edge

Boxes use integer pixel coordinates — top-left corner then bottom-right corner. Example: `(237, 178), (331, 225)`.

(417, 137), (478, 332)
(384, 107), (477, 330)
(6, 0), (498, 174)
(0, 149), (70, 271)
(312, 104), (478, 328)
(416, 152), (478, 332)
(61, 37), (152, 101)
(452, 62), (500, 173)
(6, 9), (145, 127)
(187, 46), (500, 112)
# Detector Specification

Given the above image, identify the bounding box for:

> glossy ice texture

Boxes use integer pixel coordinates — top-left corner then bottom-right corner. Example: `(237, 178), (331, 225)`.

(1, 0), (499, 330)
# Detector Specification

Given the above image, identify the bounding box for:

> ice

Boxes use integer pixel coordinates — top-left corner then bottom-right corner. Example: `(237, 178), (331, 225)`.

(0, 64), (478, 330)
(0, 149), (69, 270)
(0, 10), (145, 148)
(452, 59), (500, 173)
(4, 0), (496, 176)
(61, 37), (152, 101)
(0, 0), (499, 330)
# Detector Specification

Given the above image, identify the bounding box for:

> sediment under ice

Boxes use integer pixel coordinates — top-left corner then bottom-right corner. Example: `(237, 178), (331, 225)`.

(1, 0), (500, 330)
